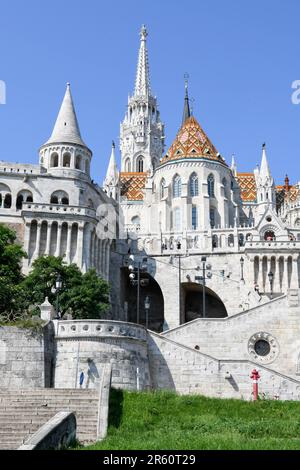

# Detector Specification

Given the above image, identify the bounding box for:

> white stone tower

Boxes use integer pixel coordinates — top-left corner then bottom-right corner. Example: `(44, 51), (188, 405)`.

(39, 83), (92, 182)
(254, 143), (276, 215)
(120, 25), (165, 173)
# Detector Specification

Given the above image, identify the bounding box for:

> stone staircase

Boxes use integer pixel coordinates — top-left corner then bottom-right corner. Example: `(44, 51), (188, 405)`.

(0, 389), (99, 450)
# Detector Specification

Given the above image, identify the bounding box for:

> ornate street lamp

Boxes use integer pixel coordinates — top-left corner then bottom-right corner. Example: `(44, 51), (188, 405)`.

(55, 274), (62, 319)
(240, 256), (244, 282)
(268, 271), (274, 299)
(128, 255), (148, 324)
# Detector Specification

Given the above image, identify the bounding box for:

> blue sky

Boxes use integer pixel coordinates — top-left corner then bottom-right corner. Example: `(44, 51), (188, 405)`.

(1, 0), (300, 185)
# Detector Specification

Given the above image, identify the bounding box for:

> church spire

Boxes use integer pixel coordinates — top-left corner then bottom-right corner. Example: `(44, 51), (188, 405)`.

(103, 141), (119, 200)
(182, 75), (191, 124)
(44, 83), (87, 148)
(259, 142), (272, 182)
(134, 25), (151, 97)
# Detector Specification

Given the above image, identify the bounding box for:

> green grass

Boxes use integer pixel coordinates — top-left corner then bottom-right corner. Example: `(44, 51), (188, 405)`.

(80, 389), (300, 450)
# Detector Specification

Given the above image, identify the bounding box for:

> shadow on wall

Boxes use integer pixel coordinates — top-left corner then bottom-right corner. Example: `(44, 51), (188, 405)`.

(147, 335), (176, 391)
(108, 388), (124, 429)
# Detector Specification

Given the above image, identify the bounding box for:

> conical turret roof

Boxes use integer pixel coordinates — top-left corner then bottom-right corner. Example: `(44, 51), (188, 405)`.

(43, 83), (88, 148)
(160, 116), (225, 165)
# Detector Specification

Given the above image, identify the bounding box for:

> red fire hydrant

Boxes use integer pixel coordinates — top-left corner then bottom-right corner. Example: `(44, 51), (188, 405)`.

(250, 368), (260, 400)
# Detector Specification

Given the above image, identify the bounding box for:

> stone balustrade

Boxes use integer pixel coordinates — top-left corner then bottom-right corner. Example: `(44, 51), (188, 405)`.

(22, 202), (96, 218)
(55, 319), (148, 342)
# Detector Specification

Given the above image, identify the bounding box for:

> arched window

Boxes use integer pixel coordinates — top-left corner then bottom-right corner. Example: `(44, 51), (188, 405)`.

(160, 179), (166, 199)
(189, 173), (199, 197)
(239, 234), (245, 246)
(85, 160), (90, 174)
(63, 152), (71, 167)
(208, 174), (215, 197)
(192, 206), (197, 230)
(16, 194), (23, 210)
(75, 155), (82, 170)
(228, 234), (234, 247)
(212, 235), (218, 248)
(50, 152), (59, 167)
(50, 190), (69, 205)
(131, 216), (140, 225)
(137, 156), (144, 172)
(173, 175), (182, 198)
(173, 208), (181, 231)
(16, 190), (33, 210)
(4, 194), (12, 208)
(125, 158), (131, 172)
(295, 218), (300, 227)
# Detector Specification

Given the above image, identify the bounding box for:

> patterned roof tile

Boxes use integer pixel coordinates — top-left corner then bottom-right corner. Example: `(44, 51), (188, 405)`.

(120, 172), (147, 201)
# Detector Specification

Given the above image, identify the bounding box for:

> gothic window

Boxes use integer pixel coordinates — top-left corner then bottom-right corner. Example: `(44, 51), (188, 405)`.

(189, 173), (199, 197)
(208, 174), (215, 197)
(174, 208), (181, 231)
(125, 158), (131, 172)
(222, 177), (228, 198)
(75, 155), (82, 170)
(239, 234), (245, 246)
(85, 160), (90, 174)
(61, 197), (69, 205)
(228, 234), (234, 247)
(137, 156), (144, 172)
(50, 190), (69, 205)
(16, 190), (33, 210)
(16, 195), (23, 211)
(50, 195), (58, 204)
(160, 179), (166, 199)
(63, 152), (71, 167)
(212, 234), (218, 248)
(192, 206), (198, 230)
(173, 175), (182, 198)
(4, 194), (12, 209)
(50, 152), (59, 168)
(210, 208), (215, 228)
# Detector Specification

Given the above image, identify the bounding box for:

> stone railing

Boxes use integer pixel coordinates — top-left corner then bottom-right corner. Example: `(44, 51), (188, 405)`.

(22, 202), (96, 218)
(55, 319), (147, 342)
(124, 223), (141, 233)
(245, 240), (300, 250)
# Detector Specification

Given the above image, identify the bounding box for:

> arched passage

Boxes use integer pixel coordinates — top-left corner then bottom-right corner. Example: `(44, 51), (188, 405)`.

(121, 268), (164, 332)
(182, 282), (228, 322)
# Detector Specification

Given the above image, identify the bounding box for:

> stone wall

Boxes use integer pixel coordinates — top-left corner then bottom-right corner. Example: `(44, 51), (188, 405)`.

(162, 294), (300, 379)
(0, 323), (54, 389)
(148, 332), (300, 400)
(53, 320), (150, 390)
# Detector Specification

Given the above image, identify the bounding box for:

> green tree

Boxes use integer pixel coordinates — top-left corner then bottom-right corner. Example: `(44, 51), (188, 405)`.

(0, 224), (27, 315)
(22, 255), (110, 319)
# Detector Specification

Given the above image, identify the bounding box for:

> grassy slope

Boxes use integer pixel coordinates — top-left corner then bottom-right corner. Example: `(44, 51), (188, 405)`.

(82, 389), (300, 450)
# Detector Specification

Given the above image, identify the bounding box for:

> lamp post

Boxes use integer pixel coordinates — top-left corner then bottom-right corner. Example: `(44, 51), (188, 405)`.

(55, 274), (62, 319)
(144, 296), (150, 330)
(240, 256), (244, 282)
(128, 255), (148, 325)
(268, 271), (274, 299)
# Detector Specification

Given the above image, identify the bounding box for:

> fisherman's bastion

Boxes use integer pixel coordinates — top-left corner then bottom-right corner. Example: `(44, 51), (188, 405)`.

(2, 26), (300, 409)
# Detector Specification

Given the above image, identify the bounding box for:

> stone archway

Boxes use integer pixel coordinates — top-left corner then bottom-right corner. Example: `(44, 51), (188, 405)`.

(182, 282), (228, 322)
(121, 268), (164, 332)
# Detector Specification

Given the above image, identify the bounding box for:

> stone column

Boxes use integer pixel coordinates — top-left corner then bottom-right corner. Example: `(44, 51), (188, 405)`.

(274, 257), (281, 293)
(24, 221), (31, 259)
(106, 241), (110, 281)
(33, 222), (42, 260)
(45, 221), (52, 256)
(76, 223), (84, 270)
(291, 255), (299, 289)
(65, 223), (73, 264)
(284, 257), (289, 291)
(258, 256), (264, 292)
(55, 223), (63, 257)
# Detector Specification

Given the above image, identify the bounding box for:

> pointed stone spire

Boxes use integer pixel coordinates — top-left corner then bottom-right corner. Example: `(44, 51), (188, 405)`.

(231, 154), (237, 176)
(104, 141), (119, 187)
(44, 83), (87, 147)
(182, 75), (191, 125)
(259, 143), (272, 181)
(134, 25), (151, 97)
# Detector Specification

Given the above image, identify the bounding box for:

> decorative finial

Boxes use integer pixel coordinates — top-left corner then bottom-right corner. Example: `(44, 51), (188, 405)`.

(262, 142), (266, 148)
(67, 82), (70, 87)
(184, 73), (189, 93)
(140, 24), (147, 40)
(112, 140), (115, 148)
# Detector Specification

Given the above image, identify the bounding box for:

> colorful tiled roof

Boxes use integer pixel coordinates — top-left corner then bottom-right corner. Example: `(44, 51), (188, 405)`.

(236, 173), (257, 202)
(120, 172), (147, 201)
(160, 116), (226, 165)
